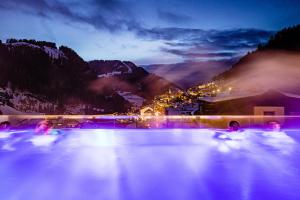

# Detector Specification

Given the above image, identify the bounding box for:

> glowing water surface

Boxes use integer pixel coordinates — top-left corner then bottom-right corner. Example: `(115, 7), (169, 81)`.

(0, 128), (300, 200)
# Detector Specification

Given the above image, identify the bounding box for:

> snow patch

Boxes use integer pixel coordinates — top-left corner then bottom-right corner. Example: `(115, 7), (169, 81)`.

(117, 91), (144, 107)
(0, 87), (56, 114)
(5, 42), (66, 59)
(43, 46), (65, 59)
(0, 105), (25, 115)
(5, 42), (40, 49)
(121, 61), (133, 73)
(98, 71), (122, 78)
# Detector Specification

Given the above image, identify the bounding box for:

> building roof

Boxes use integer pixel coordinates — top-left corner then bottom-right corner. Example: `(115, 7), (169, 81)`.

(200, 90), (300, 115)
(201, 90), (300, 103)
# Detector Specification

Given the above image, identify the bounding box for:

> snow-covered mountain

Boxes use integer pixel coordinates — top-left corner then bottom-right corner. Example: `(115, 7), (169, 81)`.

(5, 40), (66, 59)
(143, 59), (237, 89)
(88, 60), (180, 106)
(0, 39), (178, 114)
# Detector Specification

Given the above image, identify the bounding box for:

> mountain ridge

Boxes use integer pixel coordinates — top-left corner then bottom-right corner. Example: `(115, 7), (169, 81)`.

(0, 39), (179, 114)
(213, 25), (300, 94)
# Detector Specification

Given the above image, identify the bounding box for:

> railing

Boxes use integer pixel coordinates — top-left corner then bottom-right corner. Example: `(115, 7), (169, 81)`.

(1, 115), (300, 129)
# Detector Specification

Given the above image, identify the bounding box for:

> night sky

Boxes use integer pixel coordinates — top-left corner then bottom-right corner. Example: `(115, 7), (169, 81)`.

(0, 0), (300, 65)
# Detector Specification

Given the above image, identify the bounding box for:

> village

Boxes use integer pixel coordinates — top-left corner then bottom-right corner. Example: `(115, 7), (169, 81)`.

(139, 80), (300, 128)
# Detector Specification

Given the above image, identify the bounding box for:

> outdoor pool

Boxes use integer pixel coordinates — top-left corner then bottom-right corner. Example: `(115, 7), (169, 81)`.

(0, 128), (299, 200)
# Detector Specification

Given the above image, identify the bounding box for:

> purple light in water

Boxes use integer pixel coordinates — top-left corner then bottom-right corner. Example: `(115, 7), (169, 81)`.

(0, 128), (299, 200)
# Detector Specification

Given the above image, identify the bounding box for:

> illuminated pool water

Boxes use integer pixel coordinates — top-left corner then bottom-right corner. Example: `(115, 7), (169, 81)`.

(0, 128), (300, 200)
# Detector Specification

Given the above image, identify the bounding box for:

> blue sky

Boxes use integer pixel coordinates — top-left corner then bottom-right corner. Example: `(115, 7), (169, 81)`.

(0, 0), (299, 65)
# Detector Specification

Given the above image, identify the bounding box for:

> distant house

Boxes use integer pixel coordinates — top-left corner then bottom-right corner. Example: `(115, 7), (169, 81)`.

(166, 102), (200, 115)
(199, 90), (300, 116)
(140, 106), (155, 116)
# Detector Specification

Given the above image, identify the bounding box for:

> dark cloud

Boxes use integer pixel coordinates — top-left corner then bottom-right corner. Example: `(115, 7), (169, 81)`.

(157, 10), (191, 23)
(135, 27), (274, 60)
(135, 27), (205, 40)
(199, 29), (274, 50)
(161, 48), (237, 59)
(136, 27), (272, 47)
(93, 0), (125, 11)
(0, 0), (137, 31)
(140, 27), (274, 86)
(0, 0), (274, 63)
(0, 0), (273, 49)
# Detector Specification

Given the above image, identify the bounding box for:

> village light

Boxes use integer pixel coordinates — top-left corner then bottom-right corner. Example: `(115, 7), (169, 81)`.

(154, 112), (160, 116)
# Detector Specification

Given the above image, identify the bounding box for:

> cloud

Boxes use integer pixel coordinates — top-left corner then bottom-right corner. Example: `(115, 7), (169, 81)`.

(0, 0), (274, 63)
(157, 10), (191, 23)
(135, 27), (205, 40)
(160, 48), (237, 60)
(139, 28), (274, 86)
(0, 0), (137, 31)
(135, 27), (273, 61)
(93, 0), (125, 11)
(136, 27), (273, 47)
(0, 0), (273, 52)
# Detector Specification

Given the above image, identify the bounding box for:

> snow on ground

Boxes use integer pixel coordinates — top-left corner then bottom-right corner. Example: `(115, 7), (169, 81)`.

(0, 88), (6, 93)
(97, 62), (133, 78)
(121, 61), (133, 73)
(4, 42), (66, 59)
(5, 42), (40, 49)
(117, 91), (144, 107)
(0, 87), (55, 114)
(43, 46), (65, 59)
(9, 92), (55, 114)
(1, 87), (105, 114)
(0, 105), (25, 115)
(98, 71), (122, 78)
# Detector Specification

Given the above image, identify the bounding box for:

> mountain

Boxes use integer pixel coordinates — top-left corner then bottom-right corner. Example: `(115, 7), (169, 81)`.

(0, 39), (95, 100)
(88, 60), (180, 104)
(143, 59), (237, 88)
(214, 25), (300, 94)
(0, 39), (178, 114)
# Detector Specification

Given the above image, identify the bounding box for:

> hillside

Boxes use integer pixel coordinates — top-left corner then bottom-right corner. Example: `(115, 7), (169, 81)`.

(0, 39), (178, 114)
(89, 60), (179, 100)
(144, 59), (237, 88)
(214, 25), (300, 94)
